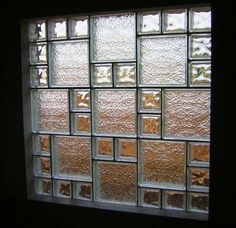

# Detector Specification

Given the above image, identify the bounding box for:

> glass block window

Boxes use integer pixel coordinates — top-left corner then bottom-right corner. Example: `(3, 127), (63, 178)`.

(22, 5), (211, 217)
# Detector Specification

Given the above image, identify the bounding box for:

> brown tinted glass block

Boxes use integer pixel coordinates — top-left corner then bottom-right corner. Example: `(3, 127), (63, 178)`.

(71, 89), (90, 111)
(164, 191), (185, 210)
(34, 156), (51, 177)
(40, 136), (49, 152)
(189, 192), (209, 213)
(35, 178), (52, 195)
(139, 115), (161, 138)
(73, 182), (92, 200)
(72, 113), (91, 135)
(189, 142), (210, 165)
(33, 135), (50, 155)
(53, 180), (71, 198)
(41, 157), (50, 173)
(94, 137), (113, 158)
(116, 138), (136, 161)
(140, 188), (160, 208)
(189, 168), (209, 190)
(42, 179), (52, 194)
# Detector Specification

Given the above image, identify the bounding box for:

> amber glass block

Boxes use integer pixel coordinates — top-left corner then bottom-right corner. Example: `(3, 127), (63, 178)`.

(33, 135), (50, 155)
(94, 137), (113, 159)
(72, 113), (91, 135)
(34, 156), (51, 177)
(164, 190), (185, 210)
(116, 138), (136, 161)
(53, 180), (71, 198)
(139, 188), (160, 208)
(73, 182), (92, 200)
(35, 178), (52, 195)
(189, 168), (209, 190)
(189, 192), (209, 213)
(139, 115), (161, 138)
(189, 142), (210, 165)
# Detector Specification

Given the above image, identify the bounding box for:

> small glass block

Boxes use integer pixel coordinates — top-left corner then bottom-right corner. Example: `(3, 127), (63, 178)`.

(71, 89), (90, 112)
(115, 138), (136, 161)
(91, 64), (112, 87)
(33, 134), (50, 155)
(164, 190), (185, 210)
(188, 192), (209, 213)
(188, 168), (209, 191)
(30, 66), (48, 88)
(29, 43), (47, 65)
(138, 11), (160, 34)
(139, 188), (160, 208)
(189, 142), (210, 166)
(69, 16), (88, 38)
(53, 180), (71, 198)
(93, 137), (113, 160)
(163, 9), (187, 33)
(190, 35), (211, 59)
(72, 113), (91, 135)
(73, 182), (92, 200)
(29, 20), (46, 42)
(34, 156), (51, 177)
(48, 18), (67, 40)
(35, 178), (52, 195)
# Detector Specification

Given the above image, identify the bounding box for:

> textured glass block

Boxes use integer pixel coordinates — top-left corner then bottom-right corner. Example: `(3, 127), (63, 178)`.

(33, 135), (50, 155)
(188, 168), (209, 191)
(72, 113), (91, 135)
(163, 9), (187, 33)
(139, 36), (187, 86)
(35, 178), (52, 195)
(138, 11), (160, 34)
(29, 20), (46, 42)
(189, 192), (209, 213)
(91, 64), (112, 87)
(115, 138), (136, 161)
(164, 190), (185, 210)
(30, 66), (48, 88)
(139, 140), (185, 189)
(91, 13), (135, 61)
(189, 142), (210, 166)
(139, 188), (160, 208)
(31, 89), (69, 133)
(49, 40), (89, 87)
(71, 89), (90, 111)
(52, 136), (91, 181)
(48, 18), (67, 40)
(53, 180), (71, 198)
(189, 62), (211, 86)
(93, 137), (113, 160)
(190, 35), (211, 59)
(163, 89), (210, 140)
(30, 43), (47, 65)
(95, 161), (136, 204)
(93, 89), (136, 136)
(73, 182), (92, 200)
(34, 156), (51, 177)
(69, 16), (88, 38)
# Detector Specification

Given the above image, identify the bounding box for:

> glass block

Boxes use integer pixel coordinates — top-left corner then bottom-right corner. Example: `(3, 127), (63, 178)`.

(189, 192), (209, 213)
(34, 156), (51, 177)
(163, 9), (187, 33)
(69, 16), (88, 38)
(91, 13), (135, 61)
(30, 66), (48, 88)
(49, 40), (89, 87)
(188, 168), (209, 191)
(190, 7), (211, 32)
(139, 89), (161, 113)
(139, 36), (187, 86)
(93, 89), (136, 137)
(139, 114), (161, 138)
(139, 140), (185, 189)
(163, 89), (211, 140)
(190, 35), (211, 59)
(35, 178), (52, 195)
(114, 63), (136, 87)
(71, 89), (90, 111)
(29, 20), (46, 42)
(72, 113), (91, 135)
(164, 190), (185, 210)
(189, 61), (211, 86)
(53, 180), (71, 198)
(138, 11), (160, 34)
(31, 89), (69, 133)
(33, 134), (50, 155)
(115, 138), (136, 161)
(95, 161), (136, 204)
(91, 64), (112, 87)
(73, 182), (92, 200)
(189, 142), (210, 166)
(52, 136), (91, 181)
(29, 43), (47, 65)
(48, 18), (67, 40)
(93, 137), (113, 160)
(139, 188), (160, 208)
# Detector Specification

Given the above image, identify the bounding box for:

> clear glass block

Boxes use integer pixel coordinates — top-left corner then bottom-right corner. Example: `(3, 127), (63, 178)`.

(139, 188), (160, 208)
(70, 89), (90, 112)
(93, 137), (113, 160)
(31, 89), (69, 133)
(91, 13), (136, 62)
(115, 138), (136, 162)
(48, 18), (67, 40)
(52, 136), (91, 181)
(29, 20), (46, 42)
(34, 156), (51, 177)
(138, 11), (160, 34)
(189, 142), (210, 166)
(93, 89), (136, 137)
(35, 178), (52, 195)
(190, 35), (211, 59)
(139, 140), (186, 189)
(69, 16), (88, 38)
(188, 192), (209, 213)
(30, 66), (48, 88)
(53, 180), (71, 198)
(91, 64), (112, 87)
(163, 89), (210, 140)
(29, 43), (47, 65)
(188, 168), (209, 191)
(73, 182), (92, 200)
(164, 190), (185, 210)
(139, 36), (187, 86)
(72, 113), (91, 135)
(33, 134), (50, 155)
(94, 161), (136, 204)
(49, 40), (89, 87)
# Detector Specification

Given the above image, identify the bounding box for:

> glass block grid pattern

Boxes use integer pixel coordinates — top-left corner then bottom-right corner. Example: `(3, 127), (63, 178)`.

(27, 6), (211, 214)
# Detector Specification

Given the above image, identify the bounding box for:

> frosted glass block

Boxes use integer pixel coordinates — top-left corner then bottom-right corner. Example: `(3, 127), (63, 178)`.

(73, 182), (92, 200)
(91, 13), (135, 61)
(163, 89), (210, 140)
(189, 192), (209, 213)
(53, 180), (71, 198)
(139, 188), (160, 208)
(30, 66), (48, 88)
(30, 43), (47, 65)
(29, 20), (46, 42)
(163, 9), (187, 33)
(72, 113), (91, 135)
(190, 35), (211, 59)
(138, 11), (160, 34)
(35, 178), (52, 195)
(69, 16), (88, 38)
(93, 137), (113, 160)
(34, 156), (51, 177)
(93, 89), (136, 137)
(49, 40), (89, 87)
(91, 64), (112, 87)
(189, 62), (211, 86)
(31, 89), (69, 133)
(52, 136), (91, 181)
(139, 36), (187, 86)
(115, 138), (136, 162)
(164, 190), (185, 210)
(48, 18), (67, 40)
(33, 134), (50, 155)
(188, 168), (209, 191)
(95, 161), (136, 204)
(189, 142), (210, 166)
(71, 89), (90, 111)
(139, 140), (185, 189)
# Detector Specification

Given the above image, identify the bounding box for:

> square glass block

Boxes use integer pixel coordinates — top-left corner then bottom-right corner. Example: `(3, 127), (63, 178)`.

(164, 190), (185, 210)
(33, 134), (50, 156)
(189, 7), (211, 32)
(139, 114), (161, 138)
(35, 178), (52, 196)
(91, 64), (112, 87)
(188, 192), (209, 213)
(189, 142), (210, 166)
(30, 66), (48, 88)
(93, 89), (136, 137)
(29, 20), (46, 42)
(139, 89), (161, 113)
(70, 89), (90, 112)
(49, 40), (89, 87)
(139, 140), (186, 189)
(73, 182), (92, 200)
(53, 180), (71, 198)
(52, 136), (91, 181)
(163, 89), (211, 140)
(34, 156), (51, 177)
(94, 161), (136, 204)
(189, 35), (211, 59)
(91, 13), (135, 62)
(139, 188), (160, 208)
(138, 11), (160, 34)
(69, 16), (88, 38)
(93, 137), (113, 160)
(29, 43), (47, 65)
(115, 138), (136, 162)
(48, 18), (67, 40)
(188, 168), (209, 191)
(139, 36), (187, 86)
(72, 113), (91, 135)
(163, 9), (187, 33)
(114, 63), (136, 87)
(189, 61), (211, 86)
(31, 89), (69, 133)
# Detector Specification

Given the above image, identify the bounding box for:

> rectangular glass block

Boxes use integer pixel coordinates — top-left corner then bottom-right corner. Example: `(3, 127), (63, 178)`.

(70, 89), (90, 112)
(138, 11), (160, 34)
(69, 16), (88, 38)
(139, 140), (185, 189)
(73, 182), (92, 200)
(93, 137), (113, 160)
(30, 66), (48, 88)
(48, 18), (67, 40)
(29, 20), (46, 42)
(93, 89), (136, 137)
(91, 64), (112, 87)
(115, 138), (136, 162)
(29, 43), (47, 65)
(188, 192), (209, 213)
(190, 35), (211, 59)
(34, 156), (51, 177)
(188, 168), (209, 191)
(53, 180), (71, 198)
(139, 36), (187, 86)
(139, 188), (160, 208)
(72, 113), (91, 135)
(91, 13), (135, 62)
(31, 89), (69, 133)
(49, 40), (89, 87)
(163, 89), (211, 140)
(95, 161), (136, 204)
(35, 178), (52, 195)
(164, 190), (185, 210)
(52, 136), (91, 181)
(33, 134), (50, 156)
(189, 142), (210, 166)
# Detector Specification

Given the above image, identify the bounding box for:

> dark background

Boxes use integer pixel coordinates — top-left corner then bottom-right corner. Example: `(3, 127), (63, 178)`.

(2, 0), (235, 227)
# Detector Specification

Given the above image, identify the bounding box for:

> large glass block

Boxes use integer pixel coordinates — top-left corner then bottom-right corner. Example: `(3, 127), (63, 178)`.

(29, 43), (47, 65)
(93, 137), (113, 160)
(91, 13), (135, 61)
(52, 136), (91, 181)
(93, 89), (136, 136)
(190, 35), (211, 59)
(34, 156), (51, 177)
(91, 64), (112, 87)
(69, 16), (88, 38)
(30, 66), (48, 88)
(139, 36), (187, 86)
(115, 138), (136, 162)
(49, 40), (89, 87)
(73, 182), (92, 200)
(164, 190), (185, 210)
(33, 134), (50, 156)
(139, 140), (185, 189)
(188, 168), (209, 191)
(53, 180), (71, 198)
(72, 113), (91, 135)
(188, 192), (209, 213)
(138, 11), (160, 34)
(48, 18), (67, 40)
(35, 178), (52, 195)
(70, 89), (90, 112)
(189, 142), (210, 166)
(163, 89), (210, 140)
(29, 20), (46, 42)
(31, 89), (69, 133)
(139, 188), (160, 208)
(95, 161), (136, 204)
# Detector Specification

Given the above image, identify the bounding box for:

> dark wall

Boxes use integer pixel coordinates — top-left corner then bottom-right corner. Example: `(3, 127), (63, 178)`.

(2, 0), (235, 227)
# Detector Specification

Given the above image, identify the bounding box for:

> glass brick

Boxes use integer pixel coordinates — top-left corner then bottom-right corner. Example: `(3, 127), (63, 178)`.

(164, 190), (185, 210)
(30, 66), (48, 88)
(29, 20), (46, 42)
(139, 188), (160, 208)
(115, 138), (136, 162)
(29, 43), (47, 65)
(72, 113), (91, 135)
(71, 89), (90, 112)
(93, 137), (113, 160)
(188, 192), (209, 213)
(138, 11), (160, 34)
(189, 142), (210, 166)
(35, 178), (52, 195)
(53, 180), (71, 198)
(73, 182), (92, 200)
(69, 16), (88, 38)
(91, 64), (112, 87)
(190, 35), (211, 59)
(34, 156), (51, 177)
(188, 168), (209, 191)
(48, 18), (67, 40)
(33, 134), (50, 155)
